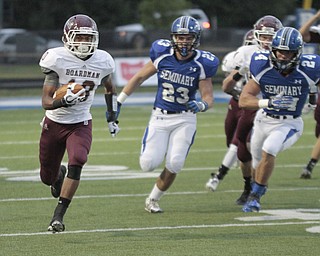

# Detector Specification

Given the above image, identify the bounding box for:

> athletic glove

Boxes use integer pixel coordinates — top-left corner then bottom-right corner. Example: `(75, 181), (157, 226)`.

(302, 103), (316, 115)
(108, 121), (120, 138)
(268, 92), (294, 110)
(186, 100), (208, 113)
(62, 85), (86, 106)
(238, 66), (249, 76)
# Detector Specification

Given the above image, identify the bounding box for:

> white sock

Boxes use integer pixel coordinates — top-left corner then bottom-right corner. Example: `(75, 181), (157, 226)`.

(222, 144), (238, 168)
(148, 184), (164, 201)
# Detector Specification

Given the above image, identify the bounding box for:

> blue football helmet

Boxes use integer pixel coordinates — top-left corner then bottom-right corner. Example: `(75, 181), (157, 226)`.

(171, 16), (201, 57)
(271, 27), (303, 73)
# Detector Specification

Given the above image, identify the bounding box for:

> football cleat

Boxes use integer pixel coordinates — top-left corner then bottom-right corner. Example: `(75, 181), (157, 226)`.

(235, 189), (251, 205)
(242, 193), (261, 212)
(48, 220), (65, 233)
(300, 168), (312, 179)
(205, 173), (220, 191)
(145, 197), (163, 213)
(51, 165), (67, 198)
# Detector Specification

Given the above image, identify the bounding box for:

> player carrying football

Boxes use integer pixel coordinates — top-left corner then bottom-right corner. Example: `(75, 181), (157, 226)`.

(39, 14), (119, 232)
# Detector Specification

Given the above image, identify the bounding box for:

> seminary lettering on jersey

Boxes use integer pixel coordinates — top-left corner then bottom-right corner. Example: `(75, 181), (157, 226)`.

(265, 85), (302, 96)
(65, 69), (100, 79)
(160, 70), (195, 87)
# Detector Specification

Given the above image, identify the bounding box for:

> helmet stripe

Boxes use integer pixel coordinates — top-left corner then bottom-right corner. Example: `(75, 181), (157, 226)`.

(181, 16), (189, 29)
(283, 28), (291, 48)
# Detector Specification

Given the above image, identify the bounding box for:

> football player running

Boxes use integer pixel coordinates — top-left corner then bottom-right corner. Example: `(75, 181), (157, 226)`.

(205, 16), (283, 205)
(239, 27), (320, 212)
(205, 29), (254, 198)
(39, 14), (119, 232)
(299, 10), (320, 179)
(116, 16), (219, 213)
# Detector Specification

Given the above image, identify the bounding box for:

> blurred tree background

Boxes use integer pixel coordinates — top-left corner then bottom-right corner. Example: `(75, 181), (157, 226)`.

(1, 0), (319, 30)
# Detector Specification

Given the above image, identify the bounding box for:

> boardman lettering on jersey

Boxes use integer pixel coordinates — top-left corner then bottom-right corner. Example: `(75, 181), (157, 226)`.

(65, 69), (100, 78)
(265, 85), (302, 96)
(160, 70), (195, 86)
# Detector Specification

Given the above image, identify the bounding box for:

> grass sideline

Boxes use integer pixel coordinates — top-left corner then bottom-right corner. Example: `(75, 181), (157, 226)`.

(0, 64), (43, 79)
(0, 104), (320, 255)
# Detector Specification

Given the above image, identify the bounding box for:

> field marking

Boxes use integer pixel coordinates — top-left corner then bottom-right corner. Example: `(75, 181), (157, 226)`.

(0, 134), (226, 146)
(0, 134), (315, 146)
(0, 164), (315, 182)
(1, 187), (319, 203)
(0, 221), (319, 237)
(0, 145), (315, 160)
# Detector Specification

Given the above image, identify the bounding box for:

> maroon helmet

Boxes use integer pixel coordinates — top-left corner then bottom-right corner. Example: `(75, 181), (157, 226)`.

(242, 29), (255, 46)
(253, 15), (283, 49)
(62, 14), (99, 58)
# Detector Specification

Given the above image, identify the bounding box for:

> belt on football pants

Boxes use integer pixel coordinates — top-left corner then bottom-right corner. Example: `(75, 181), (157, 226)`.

(153, 107), (193, 115)
(262, 111), (300, 120)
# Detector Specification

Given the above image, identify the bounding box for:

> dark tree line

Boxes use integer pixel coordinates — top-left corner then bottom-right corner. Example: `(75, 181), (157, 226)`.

(1, 0), (319, 31)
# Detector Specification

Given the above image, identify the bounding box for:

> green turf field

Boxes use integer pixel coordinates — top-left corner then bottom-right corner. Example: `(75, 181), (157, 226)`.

(0, 103), (320, 256)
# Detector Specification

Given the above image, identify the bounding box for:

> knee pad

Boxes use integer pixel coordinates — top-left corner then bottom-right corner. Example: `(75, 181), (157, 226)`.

(140, 156), (154, 172)
(67, 165), (82, 180)
(237, 143), (252, 163)
(166, 155), (185, 174)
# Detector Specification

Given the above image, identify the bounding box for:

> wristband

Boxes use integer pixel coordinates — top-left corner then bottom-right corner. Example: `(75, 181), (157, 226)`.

(258, 99), (269, 108)
(201, 101), (209, 112)
(309, 93), (317, 105)
(117, 92), (128, 104)
(232, 72), (242, 82)
(105, 93), (118, 112)
(105, 93), (118, 122)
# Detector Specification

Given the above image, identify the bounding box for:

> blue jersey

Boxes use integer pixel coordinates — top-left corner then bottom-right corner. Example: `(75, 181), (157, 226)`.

(149, 39), (219, 112)
(250, 50), (320, 116)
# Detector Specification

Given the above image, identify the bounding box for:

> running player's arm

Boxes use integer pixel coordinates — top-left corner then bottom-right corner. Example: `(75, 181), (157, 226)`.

(222, 49), (247, 94)
(117, 61), (157, 104)
(124, 61), (157, 92)
(238, 78), (261, 110)
(41, 69), (60, 110)
(198, 77), (214, 108)
(299, 10), (320, 43)
(222, 69), (238, 93)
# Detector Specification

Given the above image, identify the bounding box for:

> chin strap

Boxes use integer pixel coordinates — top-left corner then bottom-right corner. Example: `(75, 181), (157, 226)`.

(179, 47), (189, 57)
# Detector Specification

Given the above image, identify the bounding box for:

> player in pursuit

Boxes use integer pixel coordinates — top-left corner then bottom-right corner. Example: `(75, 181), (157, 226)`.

(205, 29), (255, 202)
(116, 16), (219, 213)
(299, 9), (320, 179)
(205, 16), (283, 205)
(239, 27), (320, 212)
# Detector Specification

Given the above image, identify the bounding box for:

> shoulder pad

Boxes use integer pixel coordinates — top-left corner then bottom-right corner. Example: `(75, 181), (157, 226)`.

(196, 50), (220, 78)
(150, 39), (172, 61)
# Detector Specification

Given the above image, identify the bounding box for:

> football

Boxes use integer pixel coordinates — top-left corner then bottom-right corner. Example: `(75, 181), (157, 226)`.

(53, 83), (85, 100)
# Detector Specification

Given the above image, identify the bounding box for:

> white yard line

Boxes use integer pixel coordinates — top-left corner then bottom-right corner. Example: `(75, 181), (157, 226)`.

(1, 221), (319, 237)
(1, 187), (319, 203)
